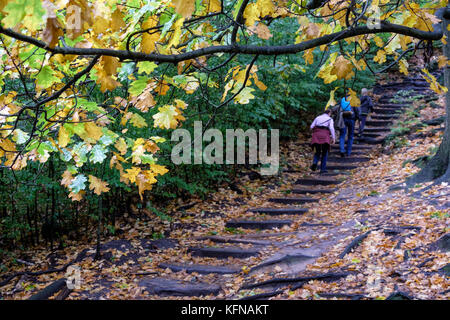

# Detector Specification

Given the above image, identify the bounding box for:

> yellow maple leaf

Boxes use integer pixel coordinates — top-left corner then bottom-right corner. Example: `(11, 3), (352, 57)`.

(325, 87), (339, 110)
(153, 105), (179, 129)
(374, 49), (386, 64)
(303, 48), (314, 65)
(373, 36), (384, 47)
(150, 164), (169, 176)
(43, 17), (64, 48)
(58, 125), (70, 148)
(172, 0), (195, 18)
(69, 191), (85, 202)
(61, 170), (74, 187)
(348, 88), (361, 107)
(249, 23), (272, 40)
(66, 0), (93, 39)
(331, 55), (353, 79)
(115, 137), (128, 155)
(257, 0), (275, 17)
(399, 59), (409, 75)
(207, 0), (221, 12)
(88, 175), (110, 195)
(96, 67), (121, 92)
(438, 55), (448, 68)
(141, 17), (160, 54)
(243, 3), (260, 27)
(167, 18), (185, 49)
(84, 122), (104, 142)
(102, 56), (121, 76)
(123, 167), (141, 184)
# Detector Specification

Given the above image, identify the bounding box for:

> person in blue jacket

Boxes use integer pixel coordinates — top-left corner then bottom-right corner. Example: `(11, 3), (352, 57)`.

(338, 96), (360, 157)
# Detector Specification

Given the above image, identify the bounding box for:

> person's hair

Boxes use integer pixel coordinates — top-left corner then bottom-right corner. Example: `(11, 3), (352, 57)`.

(324, 108), (332, 115)
(361, 88), (368, 95)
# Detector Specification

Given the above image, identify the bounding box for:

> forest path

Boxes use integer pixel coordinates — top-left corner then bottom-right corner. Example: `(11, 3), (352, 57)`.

(4, 68), (448, 301)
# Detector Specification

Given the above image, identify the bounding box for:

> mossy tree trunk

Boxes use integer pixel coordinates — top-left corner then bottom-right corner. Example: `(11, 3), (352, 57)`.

(408, 12), (450, 185)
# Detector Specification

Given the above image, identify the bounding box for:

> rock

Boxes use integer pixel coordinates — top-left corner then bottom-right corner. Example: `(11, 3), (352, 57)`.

(189, 247), (260, 259)
(429, 234), (450, 252)
(140, 239), (178, 250)
(248, 207), (308, 215)
(295, 178), (343, 186)
(158, 263), (240, 274)
(226, 220), (292, 230)
(139, 278), (221, 296)
(386, 291), (415, 300)
(291, 188), (337, 194)
(438, 264), (450, 277)
(268, 197), (319, 204)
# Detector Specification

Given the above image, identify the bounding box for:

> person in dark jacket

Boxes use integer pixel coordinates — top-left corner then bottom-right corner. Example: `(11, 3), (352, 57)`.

(310, 108), (336, 174)
(358, 88), (374, 136)
(338, 96), (360, 157)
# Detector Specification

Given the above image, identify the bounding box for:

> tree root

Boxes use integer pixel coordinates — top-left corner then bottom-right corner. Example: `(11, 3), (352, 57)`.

(28, 278), (67, 300)
(241, 272), (352, 290)
(316, 292), (366, 300)
(0, 248), (88, 288)
(339, 230), (377, 259)
(239, 290), (284, 300)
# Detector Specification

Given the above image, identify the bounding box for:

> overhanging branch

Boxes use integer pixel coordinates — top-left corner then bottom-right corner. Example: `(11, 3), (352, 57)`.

(0, 19), (445, 64)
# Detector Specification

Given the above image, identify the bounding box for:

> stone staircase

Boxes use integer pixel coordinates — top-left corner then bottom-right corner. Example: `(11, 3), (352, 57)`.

(48, 71), (441, 300)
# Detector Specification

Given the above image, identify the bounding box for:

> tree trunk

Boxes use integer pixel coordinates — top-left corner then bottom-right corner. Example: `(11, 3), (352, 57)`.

(408, 11), (450, 185)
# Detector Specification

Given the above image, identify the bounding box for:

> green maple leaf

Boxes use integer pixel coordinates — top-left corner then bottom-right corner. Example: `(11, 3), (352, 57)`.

(3, 0), (45, 30)
(129, 77), (149, 97)
(152, 105), (178, 129)
(137, 61), (158, 74)
(3, 0), (27, 27)
(36, 66), (59, 89)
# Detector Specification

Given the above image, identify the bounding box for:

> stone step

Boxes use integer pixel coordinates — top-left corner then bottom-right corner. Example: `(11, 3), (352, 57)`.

(362, 132), (384, 139)
(372, 108), (401, 114)
(371, 114), (400, 120)
(226, 219), (292, 230)
(331, 144), (372, 150)
(376, 103), (407, 109)
(326, 164), (358, 170)
(363, 127), (391, 133)
(365, 120), (393, 127)
(189, 247), (260, 259)
(327, 157), (370, 163)
(158, 263), (240, 274)
(248, 207), (308, 215)
(357, 137), (385, 145)
(331, 150), (367, 155)
(198, 236), (272, 246)
(310, 172), (342, 177)
(295, 178), (343, 186)
(268, 197), (319, 204)
(291, 188), (337, 194)
(139, 278), (221, 296)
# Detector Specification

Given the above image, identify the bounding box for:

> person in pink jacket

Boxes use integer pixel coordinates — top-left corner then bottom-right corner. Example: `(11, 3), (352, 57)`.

(310, 108), (336, 173)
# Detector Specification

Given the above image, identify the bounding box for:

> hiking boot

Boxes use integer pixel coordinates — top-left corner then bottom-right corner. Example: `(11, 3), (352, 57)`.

(310, 163), (318, 171)
(340, 152), (345, 158)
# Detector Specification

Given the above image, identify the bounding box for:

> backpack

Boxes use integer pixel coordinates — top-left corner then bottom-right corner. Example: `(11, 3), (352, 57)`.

(341, 98), (353, 118)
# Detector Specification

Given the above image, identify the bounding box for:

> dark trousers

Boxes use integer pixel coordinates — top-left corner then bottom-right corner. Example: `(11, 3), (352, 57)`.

(339, 118), (355, 156)
(359, 114), (368, 135)
(313, 144), (329, 172)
